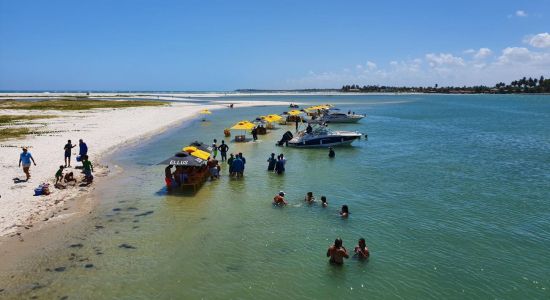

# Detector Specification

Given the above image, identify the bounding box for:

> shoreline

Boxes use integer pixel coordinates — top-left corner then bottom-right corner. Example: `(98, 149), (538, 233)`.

(0, 100), (290, 282)
(0, 100), (289, 241)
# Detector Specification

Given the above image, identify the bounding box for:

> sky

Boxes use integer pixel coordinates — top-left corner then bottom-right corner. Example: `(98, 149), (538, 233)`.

(0, 0), (549, 91)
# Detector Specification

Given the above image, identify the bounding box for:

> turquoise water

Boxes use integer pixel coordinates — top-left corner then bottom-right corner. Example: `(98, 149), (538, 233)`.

(5, 94), (550, 299)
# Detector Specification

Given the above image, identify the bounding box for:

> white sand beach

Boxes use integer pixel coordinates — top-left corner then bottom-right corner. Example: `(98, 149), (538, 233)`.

(0, 99), (289, 239)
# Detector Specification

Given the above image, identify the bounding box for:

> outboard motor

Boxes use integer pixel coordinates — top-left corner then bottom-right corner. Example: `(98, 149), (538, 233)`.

(277, 131), (293, 146)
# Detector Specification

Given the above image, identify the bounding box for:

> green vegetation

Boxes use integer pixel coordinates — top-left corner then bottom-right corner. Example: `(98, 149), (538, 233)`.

(0, 115), (58, 124)
(0, 127), (31, 140)
(340, 75), (550, 94)
(0, 99), (166, 110)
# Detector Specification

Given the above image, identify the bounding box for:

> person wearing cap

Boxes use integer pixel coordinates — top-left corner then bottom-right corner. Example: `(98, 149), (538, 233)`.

(273, 191), (287, 206)
(18, 147), (36, 181)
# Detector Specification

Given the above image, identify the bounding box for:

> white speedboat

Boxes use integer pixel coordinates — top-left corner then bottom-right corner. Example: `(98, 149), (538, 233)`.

(319, 112), (365, 123)
(278, 125), (362, 147)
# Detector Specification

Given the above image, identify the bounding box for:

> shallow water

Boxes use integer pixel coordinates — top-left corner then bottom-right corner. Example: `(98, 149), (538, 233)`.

(3, 94), (550, 299)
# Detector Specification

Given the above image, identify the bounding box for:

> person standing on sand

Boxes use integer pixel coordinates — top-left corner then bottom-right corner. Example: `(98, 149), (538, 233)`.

(79, 139), (88, 161)
(18, 147), (36, 181)
(64, 139), (76, 167)
(326, 238), (349, 265)
(218, 140), (229, 162)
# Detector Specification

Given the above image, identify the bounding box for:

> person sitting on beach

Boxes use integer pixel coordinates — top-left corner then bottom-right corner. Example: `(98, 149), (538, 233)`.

(64, 172), (77, 185)
(326, 238), (349, 265)
(340, 205), (349, 218)
(321, 196), (328, 207)
(55, 165), (64, 184)
(328, 147), (335, 158)
(304, 192), (315, 203)
(354, 238), (370, 259)
(82, 155), (94, 183)
(273, 191), (287, 206)
(267, 153), (277, 171)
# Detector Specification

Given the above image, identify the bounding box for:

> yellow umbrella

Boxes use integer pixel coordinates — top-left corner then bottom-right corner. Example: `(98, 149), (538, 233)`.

(182, 146), (211, 160)
(230, 121), (255, 130)
(287, 110), (303, 116)
(267, 114), (282, 121)
(199, 109), (212, 114)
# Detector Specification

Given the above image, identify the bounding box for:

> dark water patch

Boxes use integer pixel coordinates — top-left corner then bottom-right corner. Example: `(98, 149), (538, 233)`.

(225, 265), (242, 272)
(112, 208), (121, 212)
(68, 243), (83, 249)
(133, 220), (139, 223)
(119, 243), (136, 249)
(54, 267), (66, 272)
(127, 207), (138, 211)
(84, 264), (94, 269)
(94, 225), (104, 230)
(132, 226), (139, 229)
(135, 210), (154, 217)
(59, 296), (68, 300)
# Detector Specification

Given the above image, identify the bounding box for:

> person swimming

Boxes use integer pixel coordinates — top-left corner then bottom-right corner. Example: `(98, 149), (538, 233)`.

(304, 192), (315, 203)
(354, 238), (370, 259)
(326, 238), (349, 265)
(321, 196), (328, 207)
(340, 205), (349, 218)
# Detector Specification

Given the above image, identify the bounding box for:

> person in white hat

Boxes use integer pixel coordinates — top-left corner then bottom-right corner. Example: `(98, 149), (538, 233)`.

(273, 191), (287, 206)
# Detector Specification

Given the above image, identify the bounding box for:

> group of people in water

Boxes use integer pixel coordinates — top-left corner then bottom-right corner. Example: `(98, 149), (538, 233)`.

(327, 237), (370, 265)
(266, 153), (286, 174)
(272, 190), (365, 264)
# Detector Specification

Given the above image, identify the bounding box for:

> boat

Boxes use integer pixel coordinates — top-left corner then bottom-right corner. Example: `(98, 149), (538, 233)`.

(319, 112), (365, 123)
(278, 125), (362, 147)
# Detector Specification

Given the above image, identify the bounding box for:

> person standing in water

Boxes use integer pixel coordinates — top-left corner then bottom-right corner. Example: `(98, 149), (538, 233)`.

(354, 238), (370, 259)
(218, 140), (229, 162)
(267, 153), (277, 171)
(328, 147), (335, 158)
(18, 147), (36, 181)
(212, 139), (218, 159)
(273, 191), (287, 206)
(326, 238), (349, 265)
(340, 205), (349, 218)
(227, 153), (235, 176)
(304, 192), (315, 203)
(321, 196), (328, 207)
(64, 139), (76, 167)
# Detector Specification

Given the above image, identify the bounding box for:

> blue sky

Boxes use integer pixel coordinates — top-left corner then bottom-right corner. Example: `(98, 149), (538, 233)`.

(0, 0), (549, 90)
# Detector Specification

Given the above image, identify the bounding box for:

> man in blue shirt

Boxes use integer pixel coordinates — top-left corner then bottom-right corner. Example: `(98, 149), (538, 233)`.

(79, 139), (88, 165)
(18, 147), (36, 181)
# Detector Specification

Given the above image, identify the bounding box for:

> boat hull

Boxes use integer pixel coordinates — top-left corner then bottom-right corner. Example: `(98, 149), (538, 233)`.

(287, 134), (361, 147)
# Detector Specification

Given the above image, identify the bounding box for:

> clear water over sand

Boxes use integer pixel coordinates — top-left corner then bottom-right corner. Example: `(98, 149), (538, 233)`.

(4, 94), (550, 299)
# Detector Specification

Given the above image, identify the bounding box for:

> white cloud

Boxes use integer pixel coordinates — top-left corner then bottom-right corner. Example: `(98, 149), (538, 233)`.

(286, 36), (550, 88)
(366, 61), (377, 70)
(525, 33), (550, 48)
(425, 53), (465, 67)
(516, 10), (528, 17)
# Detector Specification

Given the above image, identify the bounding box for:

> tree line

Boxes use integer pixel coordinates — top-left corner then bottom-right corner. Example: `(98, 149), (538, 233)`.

(341, 75), (550, 94)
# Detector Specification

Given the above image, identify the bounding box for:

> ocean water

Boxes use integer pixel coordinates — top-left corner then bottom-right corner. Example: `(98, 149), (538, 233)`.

(4, 94), (550, 299)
